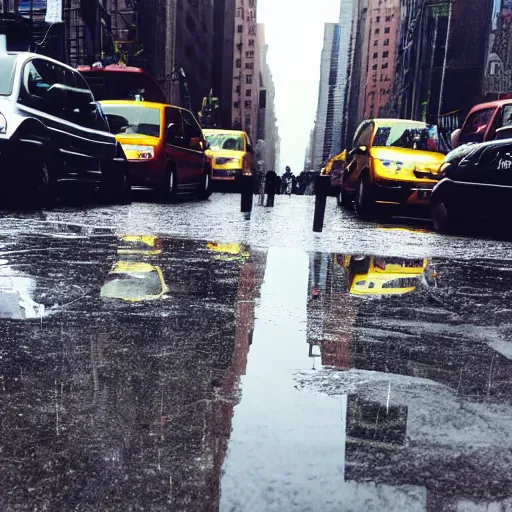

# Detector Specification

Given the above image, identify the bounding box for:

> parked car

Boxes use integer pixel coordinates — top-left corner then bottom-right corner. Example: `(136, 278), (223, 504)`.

(451, 99), (512, 148)
(431, 137), (512, 233)
(0, 42), (130, 205)
(202, 129), (254, 185)
(99, 100), (212, 200)
(340, 119), (445, 219)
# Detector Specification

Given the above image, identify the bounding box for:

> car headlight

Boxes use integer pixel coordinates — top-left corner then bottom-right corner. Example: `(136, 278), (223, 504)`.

(0, 113), (7, 134)
(121, 144), (155, 160)
(377, 159), (404, 171)
(215, 157), (240, 165)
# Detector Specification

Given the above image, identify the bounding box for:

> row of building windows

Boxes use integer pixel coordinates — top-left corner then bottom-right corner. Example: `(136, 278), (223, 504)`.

(235, 86), (253, 97)
(372, 62), (389, 70)
(235, 60), (255, 70)
(373, 38), (390, 47)
(373, 51), (389, 59)
(375, 15), (392, 23)
(237, 24), (257, 35)
(233, 100), (253, 108)
(374, 27), (391, 35)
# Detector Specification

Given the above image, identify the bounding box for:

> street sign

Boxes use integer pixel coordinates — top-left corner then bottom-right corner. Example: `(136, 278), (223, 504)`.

(45, 0), (62, 24)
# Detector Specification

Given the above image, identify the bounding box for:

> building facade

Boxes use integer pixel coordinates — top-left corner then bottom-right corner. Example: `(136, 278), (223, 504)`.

(213, 0), (236, 129)
(357, 0), (400, 120)
(311, 23), (341, 171)
(230, 0), (260, 143)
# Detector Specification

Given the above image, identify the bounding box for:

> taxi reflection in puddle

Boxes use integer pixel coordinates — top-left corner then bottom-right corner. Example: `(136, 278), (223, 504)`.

(207, 242), (250, 263)
(101, 235), (167, 302)
(347, 256), (428, 296)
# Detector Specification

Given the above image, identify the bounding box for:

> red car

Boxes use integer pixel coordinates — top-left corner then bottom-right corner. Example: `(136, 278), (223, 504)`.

(452, 99), (512, 148)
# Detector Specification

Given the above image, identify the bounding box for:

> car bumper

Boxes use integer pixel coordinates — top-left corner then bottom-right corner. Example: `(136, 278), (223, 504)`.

(212, 168), (245, 181)
(432, 178), (512, 214)
(374, 178), (436, 206)
(127, 159), (163, 187)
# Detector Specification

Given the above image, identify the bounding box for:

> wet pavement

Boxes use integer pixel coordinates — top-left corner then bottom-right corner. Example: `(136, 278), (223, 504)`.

(1, 193), (512, 510)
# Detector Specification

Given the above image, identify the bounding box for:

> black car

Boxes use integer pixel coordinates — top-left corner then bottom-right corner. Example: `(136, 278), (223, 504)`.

(0, 43), (130, 205)
(431, 137), (512, 233)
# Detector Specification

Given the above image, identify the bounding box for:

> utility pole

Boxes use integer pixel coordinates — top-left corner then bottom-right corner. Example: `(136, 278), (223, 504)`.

(438, 0), (453, 123)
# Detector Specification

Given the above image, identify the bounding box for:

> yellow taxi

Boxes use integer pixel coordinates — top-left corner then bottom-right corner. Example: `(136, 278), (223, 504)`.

(348, 256), (428, 296)
(321, 150), (348, 202)
(203, 129), (254, 183)
(341, 119), (445, 219)
(99, 101), (211, 200)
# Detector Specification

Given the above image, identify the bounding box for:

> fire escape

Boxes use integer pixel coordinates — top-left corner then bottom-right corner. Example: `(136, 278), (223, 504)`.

(63, 0), (86, 66)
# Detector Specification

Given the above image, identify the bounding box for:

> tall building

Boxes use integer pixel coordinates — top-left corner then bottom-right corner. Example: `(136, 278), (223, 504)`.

(311, 23), (341, 171)
(213, 0), (236, 129)
(256, 24), (280, 173)
(357, 0), (400, 120)
(231, 0), (260, 143)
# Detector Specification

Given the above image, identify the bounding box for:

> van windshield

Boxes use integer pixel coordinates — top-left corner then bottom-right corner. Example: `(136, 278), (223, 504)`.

(0, 56), (17, 96)
(100, 104), (161, 137)
(373, 124), (440, 152)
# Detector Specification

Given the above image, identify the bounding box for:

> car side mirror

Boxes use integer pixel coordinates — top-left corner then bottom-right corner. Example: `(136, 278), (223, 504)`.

(247, 144), (254, 154)
(451, 128), (461, 148)
(189, 136), (201, 149)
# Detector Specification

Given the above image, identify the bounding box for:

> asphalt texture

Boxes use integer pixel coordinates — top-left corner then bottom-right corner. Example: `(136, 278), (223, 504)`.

(0, 192), (512, 511)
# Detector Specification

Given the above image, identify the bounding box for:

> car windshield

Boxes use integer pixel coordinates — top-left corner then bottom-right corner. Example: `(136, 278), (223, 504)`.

(205, 133), (245, 151)
(100, 270), (163, 300)
(0, 56), (17, 96)
(100, 104), (161, 137)
(373, 124), (440, 151)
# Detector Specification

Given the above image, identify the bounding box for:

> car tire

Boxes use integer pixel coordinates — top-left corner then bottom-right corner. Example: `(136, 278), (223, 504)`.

(355, 172), (375, 220)
(431, 201), (459, 234)
(197, 169), (212, 200)
(162, 165), (179, 202)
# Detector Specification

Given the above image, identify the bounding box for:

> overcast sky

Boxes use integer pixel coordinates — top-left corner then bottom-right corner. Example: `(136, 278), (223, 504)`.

(258, 0), (341, 174)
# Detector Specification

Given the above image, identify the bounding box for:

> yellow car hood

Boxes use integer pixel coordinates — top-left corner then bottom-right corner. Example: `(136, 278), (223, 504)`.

(371, 146), (444, 166)
(115, 133), (160, 147)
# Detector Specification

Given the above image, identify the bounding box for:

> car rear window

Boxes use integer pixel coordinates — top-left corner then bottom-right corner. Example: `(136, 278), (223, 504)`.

(100, 103), (161, 137)
(0, 55), (17, 96)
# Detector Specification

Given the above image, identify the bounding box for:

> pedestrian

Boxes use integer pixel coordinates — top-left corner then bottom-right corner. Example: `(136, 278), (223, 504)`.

(264, 169), (277, 207)
(282, 166), (294, 196)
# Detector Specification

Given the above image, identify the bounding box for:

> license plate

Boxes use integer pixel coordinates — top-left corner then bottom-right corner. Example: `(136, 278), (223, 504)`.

(417, 190), (432, 200)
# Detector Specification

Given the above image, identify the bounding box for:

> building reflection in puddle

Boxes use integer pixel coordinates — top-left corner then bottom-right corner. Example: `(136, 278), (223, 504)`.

(0, 233), (266, 511)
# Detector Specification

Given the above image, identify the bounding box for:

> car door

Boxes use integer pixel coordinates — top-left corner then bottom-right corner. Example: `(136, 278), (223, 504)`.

(180, 109), (206, 184)
(345, 121), (373, 192)
(164, 106), (192, 188)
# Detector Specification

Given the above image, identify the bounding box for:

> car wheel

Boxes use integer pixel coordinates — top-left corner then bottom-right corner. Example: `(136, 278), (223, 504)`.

(197, 170), (212, 200)
(338, 186), (353, 209)
(355, 173), (375, 220)
(162, 166), (179, 202)
(431, 202), (459, 234)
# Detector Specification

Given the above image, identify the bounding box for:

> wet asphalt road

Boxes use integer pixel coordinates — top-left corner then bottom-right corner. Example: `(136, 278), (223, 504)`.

(1, 192), (512, 511)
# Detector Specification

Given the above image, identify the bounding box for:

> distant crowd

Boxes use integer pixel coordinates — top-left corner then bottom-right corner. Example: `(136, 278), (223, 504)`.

(259, 167), (317, 196)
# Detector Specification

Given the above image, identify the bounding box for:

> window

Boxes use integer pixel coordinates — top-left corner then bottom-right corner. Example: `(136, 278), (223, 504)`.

(248, 39), (255, 47)
(246, 75), (253, 84)
(236, 7), (243, 17)
(372, 64), (378, 70)
(460, 108), (495, 144)
(383, 38), (390, 46)
(181, 109), (202, 147)
(375, 28), (380, 34)
(373, 52), (378, 59)
(101, 104), (161, 137)
(235, 85), (241, 94)
(382, 51), (389, 58)
(373, 40), (378, 47)
(245, 100), (252, 108)
(19, 58), (68, 118)
(236, 59), (241, 68)
(354, 122), (373, 147)
(246, 51), (254, 58)
(382, 62), (388, 69)
(165, 107), (185, 145)
(246, 89), (252, 97)
(245, 62), (254, 70)
(237, 24), (243, 33)
(375, 16), (380, 22)
(385, 15), (392, 21)
(248, 25), (256, 36)
(234, 101), (240, 109)
(384, 27), (390, 34)
(248, 0), (255, 6)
